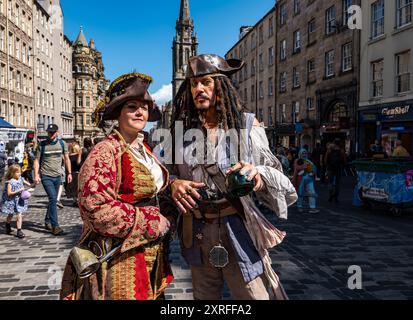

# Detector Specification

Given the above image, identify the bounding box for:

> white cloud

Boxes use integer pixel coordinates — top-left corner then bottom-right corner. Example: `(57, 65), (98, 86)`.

(151, 84), (172, 107)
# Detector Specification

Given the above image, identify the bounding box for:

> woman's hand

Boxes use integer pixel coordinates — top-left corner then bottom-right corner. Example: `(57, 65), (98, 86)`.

(226, 162), (265, 192)
(171, 180), (205, 214)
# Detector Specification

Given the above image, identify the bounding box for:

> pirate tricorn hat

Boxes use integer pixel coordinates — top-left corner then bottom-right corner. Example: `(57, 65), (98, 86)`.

(93, 73), (161, 127)
(186, 54), (245, 78)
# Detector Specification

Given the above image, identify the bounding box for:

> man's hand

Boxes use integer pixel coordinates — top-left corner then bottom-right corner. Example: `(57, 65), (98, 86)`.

(171, 180), (205, 214)
(34, 175), (41, 185)
(67, 173), (73, 184)
(226, 162), (265, 192)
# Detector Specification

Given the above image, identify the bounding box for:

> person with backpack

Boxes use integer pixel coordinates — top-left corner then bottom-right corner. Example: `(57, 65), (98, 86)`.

(324, 138), (346, 203)
(33, 124), (72, 235)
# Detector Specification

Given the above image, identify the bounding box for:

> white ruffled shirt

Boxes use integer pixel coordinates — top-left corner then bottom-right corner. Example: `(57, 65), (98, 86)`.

(128, 133), (164, 192)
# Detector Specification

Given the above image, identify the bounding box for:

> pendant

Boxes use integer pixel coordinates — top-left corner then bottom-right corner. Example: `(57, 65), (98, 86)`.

(209, 244), (229, 268)
(196, 233), (203, 241)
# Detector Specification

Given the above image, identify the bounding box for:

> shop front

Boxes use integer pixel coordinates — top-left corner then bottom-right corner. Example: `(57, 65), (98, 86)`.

(275, 124), (297, 148)
(359, 100), (413, 156)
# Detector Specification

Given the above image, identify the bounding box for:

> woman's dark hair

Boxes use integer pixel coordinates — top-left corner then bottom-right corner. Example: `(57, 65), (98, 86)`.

(83, 137), (93, 149)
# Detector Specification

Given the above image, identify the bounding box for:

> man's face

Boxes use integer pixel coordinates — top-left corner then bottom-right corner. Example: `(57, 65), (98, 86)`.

(190, 76), (216, 111)
(48, 131), (58, 140)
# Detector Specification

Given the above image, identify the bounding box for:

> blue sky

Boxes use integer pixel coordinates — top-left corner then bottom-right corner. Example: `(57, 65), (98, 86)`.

(62, 0), (275, 105)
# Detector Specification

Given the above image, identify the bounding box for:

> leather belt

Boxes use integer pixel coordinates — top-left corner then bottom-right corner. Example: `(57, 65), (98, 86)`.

(182, 200), (239, 249)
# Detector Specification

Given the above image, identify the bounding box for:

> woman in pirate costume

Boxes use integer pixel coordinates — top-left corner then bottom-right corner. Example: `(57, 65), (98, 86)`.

(60, 73), (175, 300)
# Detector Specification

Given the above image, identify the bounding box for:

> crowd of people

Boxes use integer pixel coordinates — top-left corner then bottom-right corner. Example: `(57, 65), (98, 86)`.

(1, 127), (99, 238)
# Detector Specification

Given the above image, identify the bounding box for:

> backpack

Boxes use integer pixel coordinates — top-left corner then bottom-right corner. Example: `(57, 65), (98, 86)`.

(328, 149), (342, 171)
(40, 139), (65, 166)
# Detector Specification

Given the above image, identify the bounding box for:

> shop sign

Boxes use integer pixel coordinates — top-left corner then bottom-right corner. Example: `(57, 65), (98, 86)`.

(381, 104), (412, 121)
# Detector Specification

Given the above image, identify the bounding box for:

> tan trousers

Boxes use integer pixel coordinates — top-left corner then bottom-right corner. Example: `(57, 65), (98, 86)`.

(190, 218), (270, 300)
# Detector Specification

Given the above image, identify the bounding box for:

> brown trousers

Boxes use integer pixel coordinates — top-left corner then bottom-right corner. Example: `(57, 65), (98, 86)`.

(190, 218), (270, 300)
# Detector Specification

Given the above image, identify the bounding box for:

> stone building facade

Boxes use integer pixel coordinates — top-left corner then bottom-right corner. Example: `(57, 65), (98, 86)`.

(226, 8), (277, 148)
(72, 27), (108, 141)
(358, 0), (413, 156)
(0, 0), (34, 130)
(275, 0), (360, 153)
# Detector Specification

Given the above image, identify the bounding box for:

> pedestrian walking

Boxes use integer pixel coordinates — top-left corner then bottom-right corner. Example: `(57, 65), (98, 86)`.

(392, 140), (411, 157)
(33, 124), (72, 236)
(325, 139), (346, 203)
(60, 72), (174, 300)
(292, 149), (319, 214)
(2, 164), (32, 238)
(169, 54), (297, 300)
(64, 142), (82, 206)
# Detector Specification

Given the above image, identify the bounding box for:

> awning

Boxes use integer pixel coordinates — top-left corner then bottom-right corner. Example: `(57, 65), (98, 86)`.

(0, 118), (16, 129)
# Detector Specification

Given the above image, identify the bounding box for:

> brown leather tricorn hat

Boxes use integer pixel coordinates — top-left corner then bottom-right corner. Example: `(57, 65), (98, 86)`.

(93, 73), (161, 126)
(186, 54), (245, 78)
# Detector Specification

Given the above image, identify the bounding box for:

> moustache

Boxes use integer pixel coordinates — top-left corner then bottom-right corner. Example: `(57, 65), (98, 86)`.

(195, 93), (210, 100)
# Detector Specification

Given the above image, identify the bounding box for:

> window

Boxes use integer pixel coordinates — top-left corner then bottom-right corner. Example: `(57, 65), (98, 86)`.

(293, 30), (301, 53)
(371, 0), (384, 39)
(326, 6), (336, 35)
(37, 87), (40, 105)
(293, 102), (300, 123)
(293, 67), (300, 88)
(280, 39), (287, 61)
(251, 32), (257, 50)
(244, 88), (248, 103)
(78, 96), (83, 107)
(325, 50), (335, 77)
(396, 51), (411, 93)
(259, 53), (264, 71)
(308, 19), (316, 45)
(269, 108), (274, 126)
(258, 109), (264, 123)
(8, 32), (13, 55)
(268, 77), (274, 96)
(251, 85), (255, 102)
(259, 81), (264, 99)
(396, 0), (412, 28)
(307, 59), (316, 82)
(77, 79), (82, 90)
(279, 72), (287, 92)
(280, 104), (287, 123)
(0, 62), (5, 87)
(280, 3), (287, 26)
(307, 97), (315, 111)
(294, 0), (300, 14)
(86, 96), (91, 107)
(269, 16), (274, 37)
(269, 47), (274, 66)
(343, 0), (353, 26)
(35, 59), (40, 77)
(259, 26), (264, 45)
(371, 60), (383, 97)
(243, 63), (248, 80)
(0, 26), (5, 52)
(342, 42), (352, 72)
(251, 58), (256, 76)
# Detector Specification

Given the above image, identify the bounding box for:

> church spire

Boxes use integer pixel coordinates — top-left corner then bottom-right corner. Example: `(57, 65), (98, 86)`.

(179, 0), (191, 22)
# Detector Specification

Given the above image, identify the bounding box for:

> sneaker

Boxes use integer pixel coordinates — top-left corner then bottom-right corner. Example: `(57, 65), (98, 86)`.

(45, 223), (52, 231)
(16, 230), (25, 238)
(309, 209), (320, 214)
(5, 223), (12, 235)
(52, 226), (64, 236)
(57, 201), (64, 209)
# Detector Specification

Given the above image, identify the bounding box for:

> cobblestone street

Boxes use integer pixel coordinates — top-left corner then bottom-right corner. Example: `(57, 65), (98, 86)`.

(1, 177), (413, 300)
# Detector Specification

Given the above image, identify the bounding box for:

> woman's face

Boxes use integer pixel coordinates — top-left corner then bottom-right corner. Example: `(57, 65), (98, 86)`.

(118, 99), (149, 134)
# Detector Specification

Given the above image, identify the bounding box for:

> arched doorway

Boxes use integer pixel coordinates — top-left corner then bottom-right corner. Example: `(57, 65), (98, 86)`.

(321, 101), (351, 153)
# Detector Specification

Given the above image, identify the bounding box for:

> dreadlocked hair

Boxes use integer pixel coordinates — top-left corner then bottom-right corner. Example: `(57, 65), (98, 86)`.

(171, 75), (245, 133)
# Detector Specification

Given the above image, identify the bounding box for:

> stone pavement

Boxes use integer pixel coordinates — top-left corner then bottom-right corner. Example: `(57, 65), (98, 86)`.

(1, 177), (413, 300)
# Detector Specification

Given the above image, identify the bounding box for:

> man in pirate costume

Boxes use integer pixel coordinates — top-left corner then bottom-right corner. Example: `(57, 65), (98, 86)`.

(169, 54), (298, 300)
(60, 73), (175, 300)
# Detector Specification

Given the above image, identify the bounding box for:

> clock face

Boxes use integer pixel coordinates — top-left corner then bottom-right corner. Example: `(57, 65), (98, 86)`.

(50, 4), (63, 31)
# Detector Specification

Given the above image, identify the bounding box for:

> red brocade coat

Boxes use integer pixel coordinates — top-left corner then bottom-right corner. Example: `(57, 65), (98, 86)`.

(60, 131), (173, 300)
